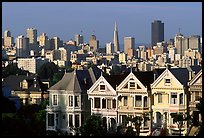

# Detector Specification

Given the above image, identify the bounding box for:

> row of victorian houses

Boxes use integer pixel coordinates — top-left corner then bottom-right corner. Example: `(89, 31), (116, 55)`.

(45, 65), (202, 136)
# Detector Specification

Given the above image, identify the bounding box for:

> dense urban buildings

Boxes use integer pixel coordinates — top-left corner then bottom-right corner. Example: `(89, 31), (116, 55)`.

(2, 20), (202, 136)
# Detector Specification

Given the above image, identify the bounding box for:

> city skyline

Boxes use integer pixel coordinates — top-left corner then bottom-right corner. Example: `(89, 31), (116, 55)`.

(2, 2), (202, 46)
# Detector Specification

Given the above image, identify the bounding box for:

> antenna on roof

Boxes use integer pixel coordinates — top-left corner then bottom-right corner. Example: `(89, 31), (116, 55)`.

(179, 27), (181, 34)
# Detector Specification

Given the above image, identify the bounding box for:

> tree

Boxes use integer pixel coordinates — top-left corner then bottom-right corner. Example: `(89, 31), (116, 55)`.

(38, 62), (59, 80)
(2, 63), (30, 78)
(170, 112), (188, 136)
(126, 112), (150, 136)
(52, 72), (64, 85)
(79, 115), (106, 136)
(131, 116), (143, 136)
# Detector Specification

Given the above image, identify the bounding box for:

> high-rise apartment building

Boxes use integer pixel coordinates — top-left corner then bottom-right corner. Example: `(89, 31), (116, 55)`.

(151, 20), (164, 47)
(124, 37), (135, 54)
(189, 35), (201, 52)
(113, 22), (120, 52)
(174, 33), (189, 58)
(89, 35), (99, 52)
(16, 35), (29, 58)
(75, 34), (84, 46)
(106, 42), (114, 55)
(3, 30), (14, 48)
(39, 33), (49, 49)
(53, 37), (60, 50)
(26, 28), (37, 46)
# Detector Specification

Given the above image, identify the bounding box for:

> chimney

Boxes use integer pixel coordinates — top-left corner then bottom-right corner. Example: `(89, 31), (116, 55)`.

(154, 73), (156, 81)
(84, 78), (87, 85)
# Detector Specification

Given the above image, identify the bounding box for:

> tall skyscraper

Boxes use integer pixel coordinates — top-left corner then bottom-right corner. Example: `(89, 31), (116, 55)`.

(16, 35), (29, 58)
(53, 36), (61, 50)
(189, 35), (201, 52)
(106, 42), (114, 55)
(75, 34), (84, 46)
(39, 33), (49, 49)
(151, 20), (164, 47)
(113, 22), (120, 52)
(124, 37), (135, 59)
(26, 28), (37, 45)
(3, 30), (13, 48)
(89, 34), (99, 52)
(124, 37), (135, 54)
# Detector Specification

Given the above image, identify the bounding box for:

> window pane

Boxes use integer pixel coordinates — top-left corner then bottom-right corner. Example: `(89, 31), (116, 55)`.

(112, 99), (116, 108)
(158, 93), (162, 103)
(69, 115), (73, 127)
(69, 96), (73, 106)
(53, 95), (57, 105)
(171, 94), (177, 104)
(129, 82), (135, 89)
(75, 96), (79, 107)
(165, 79), (170, 83)
(107, 99), (111, 109)
(94, 98), (100, 108)
(179, 93), (183, 104)
(144, 96), (147, 107)
(102, 99), (106, 108)
(48, 114), (54, 126)
(124, 96), (127, 106)
(135, 95), (142, 107)
(75, 115), (79, 127)
(100, 85), (105, 90)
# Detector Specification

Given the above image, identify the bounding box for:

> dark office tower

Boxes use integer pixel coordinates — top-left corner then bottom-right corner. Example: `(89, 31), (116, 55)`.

(151, 20), (164, 47)
(113, 22), (120, 52)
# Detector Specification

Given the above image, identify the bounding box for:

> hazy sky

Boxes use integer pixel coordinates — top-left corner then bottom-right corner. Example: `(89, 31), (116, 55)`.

(2, 2), (202, 46)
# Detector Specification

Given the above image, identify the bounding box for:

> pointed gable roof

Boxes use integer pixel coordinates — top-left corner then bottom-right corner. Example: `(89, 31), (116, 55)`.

(133, 71), (154, 90)
(189, 69), (202, 85)
(104, 73), (129, 90)
(169, 68), (189, 86)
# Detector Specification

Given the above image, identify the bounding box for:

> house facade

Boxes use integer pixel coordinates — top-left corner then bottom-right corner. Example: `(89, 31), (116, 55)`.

(46, 68), (100, 135)
(188, 69), (202, 123)
(87, 74), (118, 132)
(116, 71), (154, 136)
(151, 68), (190, 135)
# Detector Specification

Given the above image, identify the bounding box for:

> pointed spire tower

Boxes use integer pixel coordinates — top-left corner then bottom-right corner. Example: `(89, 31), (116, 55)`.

(113, 22), (120, 52)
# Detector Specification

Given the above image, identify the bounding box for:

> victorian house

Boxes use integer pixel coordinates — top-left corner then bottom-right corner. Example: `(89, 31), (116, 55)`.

(46, 67), (101, 135)
(87, 73), (127, 132)
(151, 67), (191, 135)
(2, 74), (48, 105)
(188, 69), (202, 123)
(116, 70), (154, 136)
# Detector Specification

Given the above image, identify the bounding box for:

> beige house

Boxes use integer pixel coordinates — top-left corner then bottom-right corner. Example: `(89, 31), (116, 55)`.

(116, 71), (154, 136)
(151, 67), (190, 135)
